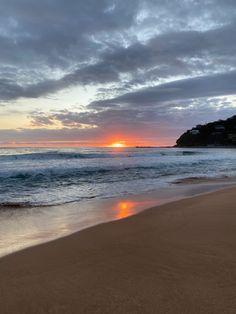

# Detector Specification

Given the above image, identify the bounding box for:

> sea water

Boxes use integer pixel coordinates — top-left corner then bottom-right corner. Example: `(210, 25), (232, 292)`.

(0, 147), (235, 207)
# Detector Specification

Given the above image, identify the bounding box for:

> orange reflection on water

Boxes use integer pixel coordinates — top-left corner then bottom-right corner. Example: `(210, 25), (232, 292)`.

(114, 201), (135, 219)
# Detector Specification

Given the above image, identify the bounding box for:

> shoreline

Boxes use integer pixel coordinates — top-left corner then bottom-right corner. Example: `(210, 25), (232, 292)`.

(1, 177), (236, 259)
(1, 176), (236, 259)
(1, 186), (236, 313)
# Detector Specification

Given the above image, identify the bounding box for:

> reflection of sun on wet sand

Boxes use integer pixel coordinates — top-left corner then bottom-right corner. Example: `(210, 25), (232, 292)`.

(114, 201), (135, 219)
(114, 199), (156, 219)
(1, 187), (236, 313)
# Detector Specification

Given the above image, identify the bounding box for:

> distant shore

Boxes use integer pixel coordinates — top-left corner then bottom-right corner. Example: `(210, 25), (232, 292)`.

(1, 186), (236, 313)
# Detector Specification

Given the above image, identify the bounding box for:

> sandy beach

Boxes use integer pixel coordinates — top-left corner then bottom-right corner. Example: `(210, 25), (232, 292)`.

(1, 187), (236, 313)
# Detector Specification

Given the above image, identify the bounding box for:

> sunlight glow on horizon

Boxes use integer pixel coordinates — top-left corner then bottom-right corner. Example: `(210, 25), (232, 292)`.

(0, 134), (171, 148)
(110, 141), (127, 148)
(0, 139), (170, 148)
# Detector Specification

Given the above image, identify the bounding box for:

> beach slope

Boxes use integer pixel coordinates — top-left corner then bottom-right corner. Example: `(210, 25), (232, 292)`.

(1, 188), (236, 313)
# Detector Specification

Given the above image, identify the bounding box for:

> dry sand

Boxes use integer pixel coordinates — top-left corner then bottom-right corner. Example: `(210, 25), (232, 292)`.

(1, 187), (236, 314)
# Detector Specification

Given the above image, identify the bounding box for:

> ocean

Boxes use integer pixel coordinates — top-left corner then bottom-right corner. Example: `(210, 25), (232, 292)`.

(0, 147), (236, 207)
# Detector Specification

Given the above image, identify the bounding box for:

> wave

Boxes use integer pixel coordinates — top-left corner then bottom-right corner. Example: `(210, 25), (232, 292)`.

(0, 158), (222, 186)
(0, 149), (203, 161)
(0, 165), (157, 180)
(0, 147), (235, 207)
(173, 175), (230, 184)
(0, 194), (100, 209)
(0, 201), (34, 209)
(0, 151), (110, 161)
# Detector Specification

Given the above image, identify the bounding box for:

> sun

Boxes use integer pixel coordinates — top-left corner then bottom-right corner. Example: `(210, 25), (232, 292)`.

(110, 142), (126, 148)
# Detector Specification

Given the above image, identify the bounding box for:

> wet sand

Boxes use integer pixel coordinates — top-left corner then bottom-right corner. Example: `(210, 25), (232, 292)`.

(1, 187), (236, 313)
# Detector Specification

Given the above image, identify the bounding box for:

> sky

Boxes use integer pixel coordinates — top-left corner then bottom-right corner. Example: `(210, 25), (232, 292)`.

(1, 0), (236, 147)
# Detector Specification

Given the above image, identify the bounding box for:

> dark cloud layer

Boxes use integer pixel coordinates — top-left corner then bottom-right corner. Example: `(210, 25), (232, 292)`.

(1, 0), (236, 144)
(89, 71), (236, 110)
(2, 21), (236, 101)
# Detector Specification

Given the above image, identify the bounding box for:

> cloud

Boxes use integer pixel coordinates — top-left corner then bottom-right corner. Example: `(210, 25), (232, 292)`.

(27, 94), (236, 146)
(88, 71), (236, 110)
(0, 0), (141, 99)
(1, 20), (236, 102)
(1, 0), (236, 145)
(0, 1), (236, 102)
